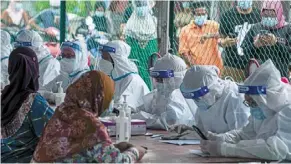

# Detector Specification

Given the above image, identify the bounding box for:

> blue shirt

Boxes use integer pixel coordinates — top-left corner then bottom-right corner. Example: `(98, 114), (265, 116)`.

(34, 8), (69, 29)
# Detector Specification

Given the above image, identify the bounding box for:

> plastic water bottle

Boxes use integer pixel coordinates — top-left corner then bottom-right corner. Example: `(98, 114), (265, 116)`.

(116, 106), (130, 143)
(55, 81), (65, 106)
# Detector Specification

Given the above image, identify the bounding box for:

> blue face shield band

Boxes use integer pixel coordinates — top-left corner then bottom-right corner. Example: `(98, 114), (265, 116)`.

(180, 86), (210, 99)
(238, 85), (267, 95)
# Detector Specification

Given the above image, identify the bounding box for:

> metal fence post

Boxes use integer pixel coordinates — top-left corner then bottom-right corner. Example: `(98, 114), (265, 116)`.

(156, 1), (170, 56)
(60, 0), (66, 44)
(169, 1), (175, 53)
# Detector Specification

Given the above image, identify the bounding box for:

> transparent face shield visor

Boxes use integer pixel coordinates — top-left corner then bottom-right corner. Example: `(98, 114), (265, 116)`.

(238, 85), (267, 108)
(95, 44), (116, 71)
(60, 42), (82, 59)
(150, 69), (175, 93)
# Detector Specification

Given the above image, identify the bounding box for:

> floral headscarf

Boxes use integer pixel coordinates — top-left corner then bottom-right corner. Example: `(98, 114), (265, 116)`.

(32, 71), (115, 162)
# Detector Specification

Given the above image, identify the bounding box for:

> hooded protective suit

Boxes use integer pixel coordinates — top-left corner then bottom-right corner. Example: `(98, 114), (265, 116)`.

(132, 54), (197, 130)
(204, 60), (291, 161)
(15, 30), (60, 89)
(100, 40), (150, 111)
(180, 65), (250, 134)
(1, 30), (12, 89)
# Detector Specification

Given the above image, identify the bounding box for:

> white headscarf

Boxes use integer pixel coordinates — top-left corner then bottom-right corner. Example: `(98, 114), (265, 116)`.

(6, 0), (24, 25)
(105, 40), (138, 79)
(125, 0), (157, 41)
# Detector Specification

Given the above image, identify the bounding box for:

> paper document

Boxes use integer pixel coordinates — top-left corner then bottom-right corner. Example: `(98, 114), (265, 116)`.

(159, 140), (200, 145)
(189, 149), (210, 157)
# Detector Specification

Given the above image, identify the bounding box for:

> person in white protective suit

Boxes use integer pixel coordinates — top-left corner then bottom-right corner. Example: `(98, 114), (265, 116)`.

(48, 40), (90, 93)
(174, 65), (250, 137)
(99, 40), (150, 111)
(1, 30), (13, 89)
(14, 30), (60, 89)
(131, 54), (197, 130)
(201, 60), (291, 161)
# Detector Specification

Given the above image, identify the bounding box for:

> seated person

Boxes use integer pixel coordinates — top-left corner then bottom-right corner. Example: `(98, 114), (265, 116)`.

(99, 40), (150, 111)
(1, 47), (54, 163)
(31, 71), (146, 163)
(1, 30), (13, 89)
(15, 30), (60, 90)
(201, 60), (291, 161)
(174, 65), (250, 135)
(132, 54), (197, 130)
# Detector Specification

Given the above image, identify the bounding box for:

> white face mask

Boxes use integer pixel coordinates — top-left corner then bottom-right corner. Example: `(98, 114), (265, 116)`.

(95, 11), (104, 17)
(99, 58), (113, 75)
(15, 3), (23, 11)
(261, 17), (278, 27)
(60, 58), (75, 74)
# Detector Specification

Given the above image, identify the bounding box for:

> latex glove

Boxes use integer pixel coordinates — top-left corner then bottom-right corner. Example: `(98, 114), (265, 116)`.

(200, 140), (223, 156)
(207, 131), (226, 141)
(169, 124), (193, 134)
(135, 146), (147, 161)
(219, 37), (237, 48)
(39, 91), (55, 104)
(114, 142), (134, 153)
(179, 130), (200, 140)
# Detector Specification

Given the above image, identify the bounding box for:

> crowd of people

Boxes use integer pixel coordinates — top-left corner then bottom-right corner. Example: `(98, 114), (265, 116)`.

(1, 0), (291, 163)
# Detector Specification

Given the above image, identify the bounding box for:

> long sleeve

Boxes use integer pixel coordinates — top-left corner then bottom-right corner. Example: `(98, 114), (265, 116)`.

(59, 143), (140, 163)
(178, 26), (189, 55)
(28, 94), (54, 137)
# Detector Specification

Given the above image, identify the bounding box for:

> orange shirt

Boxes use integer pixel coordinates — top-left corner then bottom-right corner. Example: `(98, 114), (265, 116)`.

(179, 20), (223, 72)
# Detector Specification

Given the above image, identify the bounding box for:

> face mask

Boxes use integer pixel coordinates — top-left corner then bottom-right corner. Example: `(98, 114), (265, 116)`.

(194, 99), (210, 111)
(237, 0), (253, 10)
(95, 11), (104, 17)
(182, 2), (190, 9)
(60, 58), (75, 74)
(99, 59), (113, 75)
(15, 3), (23, 11)
(194, 15), (207, 26)
(250, 107), (266, 120)
(136, 6), (149, 17)
(100, 100), (114, 117)
(261, 17), (278, 27)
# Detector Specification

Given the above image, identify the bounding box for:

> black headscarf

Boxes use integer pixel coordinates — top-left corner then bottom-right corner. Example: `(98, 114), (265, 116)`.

(1, 47), (39, 127)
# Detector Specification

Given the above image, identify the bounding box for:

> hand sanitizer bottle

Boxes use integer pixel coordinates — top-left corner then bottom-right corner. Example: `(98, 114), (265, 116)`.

(116, 107), (130, 143)
(55, 82), (65, 106)
(122, 95), (131, 139)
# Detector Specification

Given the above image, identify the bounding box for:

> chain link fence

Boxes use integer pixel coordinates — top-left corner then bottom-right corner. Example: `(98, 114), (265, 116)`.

(1, 0), (290, 86)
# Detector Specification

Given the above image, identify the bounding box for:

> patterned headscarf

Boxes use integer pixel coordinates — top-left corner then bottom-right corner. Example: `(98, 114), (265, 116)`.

(32, 71), (115, 162)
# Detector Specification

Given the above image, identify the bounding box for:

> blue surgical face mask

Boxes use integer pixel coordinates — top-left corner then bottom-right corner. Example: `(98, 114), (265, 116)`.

(237, 0), (253, 10)
(15, 3), (23, 11)
(95, 11), (104, 17)
(194, 15), (207, 26)
(250, 107), (266, 120)
(261, 17), (278, 27)
(194, 99), (211, 111)
(136, 6), (149, 17)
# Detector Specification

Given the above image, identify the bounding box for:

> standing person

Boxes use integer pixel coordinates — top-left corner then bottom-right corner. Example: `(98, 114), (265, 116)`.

(174, 1), (193, 39)
(14, 30), (60, 90)
(1, 47), (54, 163)
(133, 54), (197, 130)
(1, 0), (30, 28)
(219, 0), (261, 81)
(242, 0), (291, 78)
(124, 0), (158, 90)
(31, 71), (147, 163)
(201, 60), (291, 161)
(99, 40), (150, 112)
(179, 6), (223, 72)
(92, 1), (108, 33)
(1, 30), (13, 89)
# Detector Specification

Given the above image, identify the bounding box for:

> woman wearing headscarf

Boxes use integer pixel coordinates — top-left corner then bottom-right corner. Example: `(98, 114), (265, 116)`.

(1, 47), (54, 163)
(242, 0), (291, 77)
(1, 30), (13, 89)
(32, 71), (146, 163)
(124, 0), (158, 90)
(1, 0), (30, 28)
(99, 40), (150, 112)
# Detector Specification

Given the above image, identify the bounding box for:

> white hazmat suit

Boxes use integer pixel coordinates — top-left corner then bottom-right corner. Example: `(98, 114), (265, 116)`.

(99, 40), (150, 111)
(132, 54), (197, 130)
(1, 30), (12, 89)
(202, 60), (291, 161)
(15, 30), (60, 89)
(180, 65), (250, 134)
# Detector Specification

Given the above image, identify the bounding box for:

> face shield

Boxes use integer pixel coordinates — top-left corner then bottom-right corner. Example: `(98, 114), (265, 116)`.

(150, 69), (176, 96)
(98, 45), (116, 75)
(60, 42), (82, 74)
